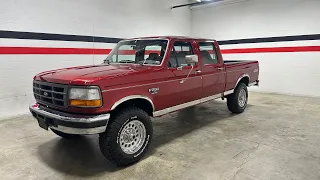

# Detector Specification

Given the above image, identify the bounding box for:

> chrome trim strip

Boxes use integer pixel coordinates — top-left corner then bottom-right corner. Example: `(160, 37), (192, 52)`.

(201, 94), (222, 103)
(102, 68), (255, 93)
(153, 93), (222, 117)
(153, 100), (200, 117)
(235, 74), (250, 88)
(224, 89), (234, 96)
(102, 76), (200, 92)
(152, 86), (255, 117)
(50, 125), (106, 135)
(111, 95), (155, 111)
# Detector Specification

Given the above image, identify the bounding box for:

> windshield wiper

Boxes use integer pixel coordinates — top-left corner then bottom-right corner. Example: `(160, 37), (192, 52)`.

(118, 60), (135, 64)
(138, 61), (145, 66)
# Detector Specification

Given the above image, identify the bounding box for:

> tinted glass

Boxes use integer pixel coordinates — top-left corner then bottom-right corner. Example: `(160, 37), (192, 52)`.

(199, 42), (218, 65)
(168, 41), (195, 68)
(106, 39), (168, 65)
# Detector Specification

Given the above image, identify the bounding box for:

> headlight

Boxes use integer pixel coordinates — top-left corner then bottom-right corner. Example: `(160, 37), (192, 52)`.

(69, 87), (102, 107)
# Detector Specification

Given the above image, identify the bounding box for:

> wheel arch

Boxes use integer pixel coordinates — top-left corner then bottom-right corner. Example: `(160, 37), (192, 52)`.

(110, 95), (155, 116)
(235, 74), (250, 88)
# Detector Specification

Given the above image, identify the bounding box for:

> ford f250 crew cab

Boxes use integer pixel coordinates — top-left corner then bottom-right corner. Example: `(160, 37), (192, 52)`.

(30, 36), (259, 166)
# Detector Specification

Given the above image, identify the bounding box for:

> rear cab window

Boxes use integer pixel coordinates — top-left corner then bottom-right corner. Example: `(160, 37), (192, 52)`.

(199, 42), (219, 65)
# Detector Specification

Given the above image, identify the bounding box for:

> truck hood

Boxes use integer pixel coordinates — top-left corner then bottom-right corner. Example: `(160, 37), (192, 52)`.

(34, 64), (159, 85)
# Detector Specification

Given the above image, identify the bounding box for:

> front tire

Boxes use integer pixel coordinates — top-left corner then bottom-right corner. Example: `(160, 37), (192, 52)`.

(227, 83), (248, 113)
(99, 107), (153, 166)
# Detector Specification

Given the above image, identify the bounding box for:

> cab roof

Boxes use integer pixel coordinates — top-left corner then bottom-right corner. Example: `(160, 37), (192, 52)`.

(127, 36), (216, 42)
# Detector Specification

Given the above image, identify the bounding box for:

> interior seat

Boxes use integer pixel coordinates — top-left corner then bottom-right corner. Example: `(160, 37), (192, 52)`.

(201, 50), (217, 64)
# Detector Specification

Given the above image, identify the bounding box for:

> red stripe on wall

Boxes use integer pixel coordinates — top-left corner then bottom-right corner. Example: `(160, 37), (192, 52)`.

(0, 46), (320, 54)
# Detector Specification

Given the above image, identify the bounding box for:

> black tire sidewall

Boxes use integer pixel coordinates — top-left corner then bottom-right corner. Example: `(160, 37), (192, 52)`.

(100, 107), (153, 165)
(234, 83), (248, 111)
(115, 114), (152, 159)
(227, 83), (248, 113)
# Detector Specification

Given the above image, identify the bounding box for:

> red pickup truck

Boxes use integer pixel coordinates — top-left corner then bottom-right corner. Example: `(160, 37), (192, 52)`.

(30, 36), (259, 166)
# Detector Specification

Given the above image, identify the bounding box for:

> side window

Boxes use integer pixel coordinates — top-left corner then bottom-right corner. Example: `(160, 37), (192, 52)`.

(168, 41), (194, 68)
(199, 42), (218, 65)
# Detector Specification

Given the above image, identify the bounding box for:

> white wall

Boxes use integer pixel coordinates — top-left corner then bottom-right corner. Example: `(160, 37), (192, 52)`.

(2, 0), (319, 118)
(191, 0), (320, 96)
(0, 0), (191, 118)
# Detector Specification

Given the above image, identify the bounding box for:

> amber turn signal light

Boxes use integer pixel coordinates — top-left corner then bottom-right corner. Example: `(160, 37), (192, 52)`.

(69, 99), (101, 107)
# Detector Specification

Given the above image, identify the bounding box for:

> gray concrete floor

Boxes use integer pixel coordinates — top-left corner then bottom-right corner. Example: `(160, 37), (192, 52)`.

(1, 92), (320, 180)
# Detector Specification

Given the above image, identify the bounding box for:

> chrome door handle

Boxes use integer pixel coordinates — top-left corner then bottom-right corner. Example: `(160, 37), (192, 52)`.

(217, 67), (224, 70)
(195, 70), (202, 74)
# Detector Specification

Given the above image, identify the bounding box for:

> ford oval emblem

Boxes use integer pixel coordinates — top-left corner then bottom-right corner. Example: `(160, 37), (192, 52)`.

(43, 92), (49, 96)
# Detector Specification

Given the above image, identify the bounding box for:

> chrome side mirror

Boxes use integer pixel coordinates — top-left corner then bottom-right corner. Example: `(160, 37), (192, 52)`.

(185, 55), (198, 64)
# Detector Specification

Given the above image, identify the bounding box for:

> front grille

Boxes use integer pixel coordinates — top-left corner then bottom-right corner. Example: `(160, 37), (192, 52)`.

(33, 81), (68, 108)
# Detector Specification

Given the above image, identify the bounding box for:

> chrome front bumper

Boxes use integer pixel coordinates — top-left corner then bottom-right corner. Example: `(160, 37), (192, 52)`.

(29, 102), (110, 135)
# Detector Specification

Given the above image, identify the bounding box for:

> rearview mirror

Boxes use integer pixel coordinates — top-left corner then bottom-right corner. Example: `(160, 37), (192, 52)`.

(185, 55), (198, 64)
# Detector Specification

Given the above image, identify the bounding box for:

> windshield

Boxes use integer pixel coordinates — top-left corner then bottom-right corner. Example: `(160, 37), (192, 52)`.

(104, 39), (168, 65)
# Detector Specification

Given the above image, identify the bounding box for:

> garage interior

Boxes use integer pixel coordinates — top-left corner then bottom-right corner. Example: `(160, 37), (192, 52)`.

(1, 0), (320, 179)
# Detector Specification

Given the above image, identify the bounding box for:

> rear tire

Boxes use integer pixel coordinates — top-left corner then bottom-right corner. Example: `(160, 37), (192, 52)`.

(99, 107), (153, 166)
(227, 83), (248, 113)
(51, 128), (80, 139)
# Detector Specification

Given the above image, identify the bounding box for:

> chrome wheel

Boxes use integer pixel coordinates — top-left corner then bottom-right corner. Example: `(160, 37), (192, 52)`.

(238, 89), (247, 108)
(119, 120), (146, 154)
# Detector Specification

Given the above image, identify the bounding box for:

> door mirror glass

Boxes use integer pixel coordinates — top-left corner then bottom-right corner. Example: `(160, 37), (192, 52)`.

(185, 55), (198, 64)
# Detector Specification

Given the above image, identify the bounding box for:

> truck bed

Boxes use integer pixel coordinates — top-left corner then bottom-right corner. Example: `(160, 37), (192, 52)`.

(224, 60), (259, 91)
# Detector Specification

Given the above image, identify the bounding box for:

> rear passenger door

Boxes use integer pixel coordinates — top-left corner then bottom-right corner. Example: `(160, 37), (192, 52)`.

(166, 40), (202, 106)
(199, 41), (226, 98)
